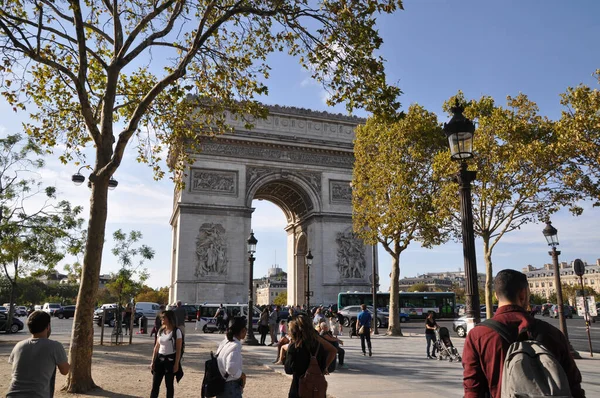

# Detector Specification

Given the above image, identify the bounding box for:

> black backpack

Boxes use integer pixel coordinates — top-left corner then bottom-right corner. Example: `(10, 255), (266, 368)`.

(201, 347), (228, 398)
(165, 327), (185, 359)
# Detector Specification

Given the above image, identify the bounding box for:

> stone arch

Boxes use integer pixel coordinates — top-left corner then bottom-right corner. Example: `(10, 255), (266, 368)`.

(245, 169), (322, 224)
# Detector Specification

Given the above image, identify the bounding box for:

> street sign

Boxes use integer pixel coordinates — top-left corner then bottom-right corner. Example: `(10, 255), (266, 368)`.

(573, 259), (585, 277)
(576, 296), (598, 317)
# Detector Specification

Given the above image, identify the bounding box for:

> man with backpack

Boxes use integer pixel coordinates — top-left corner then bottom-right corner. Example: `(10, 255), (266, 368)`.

(462, 269), (585, 398)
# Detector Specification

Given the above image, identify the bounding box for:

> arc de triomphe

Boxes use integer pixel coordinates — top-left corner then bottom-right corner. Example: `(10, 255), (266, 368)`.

(169, 105), (372, 306)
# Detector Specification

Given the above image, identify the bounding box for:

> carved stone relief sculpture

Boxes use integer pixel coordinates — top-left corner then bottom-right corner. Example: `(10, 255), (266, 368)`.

(195, 223), (228, 278)
(330, 180), (352, 203)
(335, 229), (366, 280)
(190, 169), (237, 196)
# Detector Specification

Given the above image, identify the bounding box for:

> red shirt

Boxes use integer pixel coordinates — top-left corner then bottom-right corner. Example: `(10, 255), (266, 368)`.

(462, 305), (585, 398)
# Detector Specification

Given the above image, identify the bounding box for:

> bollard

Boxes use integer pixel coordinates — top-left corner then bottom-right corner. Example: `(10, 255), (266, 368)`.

(139, 315), (148, 334)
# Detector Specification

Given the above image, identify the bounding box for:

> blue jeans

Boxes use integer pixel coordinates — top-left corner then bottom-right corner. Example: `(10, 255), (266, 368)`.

(426, 334), (437, 357)
(216, 380), (243, 398)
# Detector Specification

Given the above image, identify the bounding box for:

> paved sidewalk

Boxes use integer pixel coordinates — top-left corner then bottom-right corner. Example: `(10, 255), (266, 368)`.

(230, 330), (600, 398)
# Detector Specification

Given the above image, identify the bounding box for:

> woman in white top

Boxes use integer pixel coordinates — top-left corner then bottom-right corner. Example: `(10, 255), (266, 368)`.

(150, 310), (182, 398)
(216, 316), (247, 398)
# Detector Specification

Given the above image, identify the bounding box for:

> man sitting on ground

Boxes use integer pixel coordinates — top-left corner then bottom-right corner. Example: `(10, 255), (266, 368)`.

(319, 321), (347, 369)
(462, 269), (585, 398)
(6, 310), (70, 397)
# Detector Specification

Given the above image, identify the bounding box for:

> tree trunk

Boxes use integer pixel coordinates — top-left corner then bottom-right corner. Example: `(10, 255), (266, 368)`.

(387, 253), (403, 336)
(483, 238), (494, 319)
(63, 177), (109, 393)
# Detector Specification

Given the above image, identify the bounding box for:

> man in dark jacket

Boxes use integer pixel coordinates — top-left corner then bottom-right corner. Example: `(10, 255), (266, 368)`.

(462, 269), (585, 398)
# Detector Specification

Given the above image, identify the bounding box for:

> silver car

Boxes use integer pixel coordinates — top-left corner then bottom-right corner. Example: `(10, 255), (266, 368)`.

(338, 305), (389, 328)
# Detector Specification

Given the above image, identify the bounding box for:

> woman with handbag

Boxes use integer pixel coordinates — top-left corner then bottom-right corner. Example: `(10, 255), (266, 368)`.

(356, 304), (372, 357)
(150, 310), (182, 398)
(284, 314), (336, 398)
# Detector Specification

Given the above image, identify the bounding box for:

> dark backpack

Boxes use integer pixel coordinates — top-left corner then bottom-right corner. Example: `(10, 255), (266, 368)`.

(201, 346), (229, 398)
(481, 319), (572, 398)
(298, 343), (327, 398)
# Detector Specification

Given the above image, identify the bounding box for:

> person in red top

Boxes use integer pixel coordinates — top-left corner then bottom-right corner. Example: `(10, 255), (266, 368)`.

(462, 269), (585, 398)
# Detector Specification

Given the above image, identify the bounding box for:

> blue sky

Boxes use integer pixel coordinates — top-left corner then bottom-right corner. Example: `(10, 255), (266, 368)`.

(1, 1), (599, 293)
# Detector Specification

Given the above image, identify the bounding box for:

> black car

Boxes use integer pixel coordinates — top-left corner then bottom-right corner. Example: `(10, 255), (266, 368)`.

(55, 305), (76, 319)
(0, 312), (24, 333)
(182, 304), (197, 321)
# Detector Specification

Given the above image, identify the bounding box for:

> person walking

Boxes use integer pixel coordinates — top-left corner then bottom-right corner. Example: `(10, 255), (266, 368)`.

(214, 304), (227, 334)
(284, 314), (337, 398)
(259, 307), (269, 346)
(152, 305), (166, 344)
(173, 301), (186, 337)
(150, 310), (183, 398)
(463, 269), (585, 398)
(216, 317), (247, 398)
(356, 304), (372, 357)
(425, 311), (438, 359)
(268, 305), (280, 345)
(123, 303), (133, 336)
(6, 311), (70, 397)
(312, 307), (324, 327)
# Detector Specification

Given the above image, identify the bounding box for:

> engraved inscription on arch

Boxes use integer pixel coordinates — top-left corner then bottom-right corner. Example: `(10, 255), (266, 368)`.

(330, 180), (352, 204)
(190, 168), (238, 196)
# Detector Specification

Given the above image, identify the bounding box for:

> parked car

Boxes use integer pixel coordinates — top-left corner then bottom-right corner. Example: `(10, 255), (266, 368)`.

(55, 305), (76, 319)
(337, 305), (393, 328)
(14, 306), (28, 317)
(0, 306), (7, 314)
(549, 304), (573, 319)
(0, 312), (24, 333)
(42, 303), (62, 315)
(541, 303), (553, 316)
(479, 305), (498, 319)
(182, 304), (197, 321)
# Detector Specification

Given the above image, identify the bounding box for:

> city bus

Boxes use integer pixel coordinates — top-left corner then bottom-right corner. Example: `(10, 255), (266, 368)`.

(337, 291), (456, 319)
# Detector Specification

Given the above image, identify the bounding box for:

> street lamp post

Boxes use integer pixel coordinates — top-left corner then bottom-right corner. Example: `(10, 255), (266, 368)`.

(306, 250), (313, 309)
(244, 231), (259, 345)
(443, 101), (480, 331)
(573, 259), (593, 357)
(542, 221), (580, 359)
(71, 165), (119, 190)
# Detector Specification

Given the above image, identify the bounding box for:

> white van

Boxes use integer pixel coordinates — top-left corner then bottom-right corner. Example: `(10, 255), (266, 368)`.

(135, 302), (161, 318)
(195, 304), (260, 333)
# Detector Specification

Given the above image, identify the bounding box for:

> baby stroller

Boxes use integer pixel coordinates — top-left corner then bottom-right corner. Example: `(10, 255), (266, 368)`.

(434, 327), (461, 362)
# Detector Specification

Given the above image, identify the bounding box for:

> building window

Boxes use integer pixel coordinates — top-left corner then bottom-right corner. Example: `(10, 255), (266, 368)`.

(549, 282), (553, 287)
(535, 282), (539, 287)
(591, 279), (595, 284)
(529, 283), (533, 288)
(541, 282), (545, 287)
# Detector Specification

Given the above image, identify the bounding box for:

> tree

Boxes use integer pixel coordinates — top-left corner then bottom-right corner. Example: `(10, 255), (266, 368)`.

(353, 105), (449, 336)
(0, 1), (403, 391)
(433, 94), (581, 319)
(557, 69), (600, 205)
(407, 283), (429, 292)
(274, 291), (287, 306)
(136, 286), (169, 305)
(450, 283), (465, 303)
(0, 134), (83, 332)
(106, 230), (154, 312)
(530, 293), (545, 305)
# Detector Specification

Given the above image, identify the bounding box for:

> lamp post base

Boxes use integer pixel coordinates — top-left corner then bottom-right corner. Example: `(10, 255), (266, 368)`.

(243, 331), (260, 346)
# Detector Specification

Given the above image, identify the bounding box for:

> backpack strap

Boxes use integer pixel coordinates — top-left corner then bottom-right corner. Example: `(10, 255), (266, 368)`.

(480, 319), (516, 344)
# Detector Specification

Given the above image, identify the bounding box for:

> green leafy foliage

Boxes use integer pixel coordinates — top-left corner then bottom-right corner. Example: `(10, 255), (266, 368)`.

(433, 93), (582, 319)
(352, 105), (449, 335)
(105, 229), (154, 310)
(0, 134), (84, 331)
(273, 291), (287, 306)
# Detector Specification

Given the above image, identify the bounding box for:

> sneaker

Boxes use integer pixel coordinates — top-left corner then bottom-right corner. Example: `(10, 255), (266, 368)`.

(427, 355), (432, 359)
(369, 351), (372, 357)
(363, 352), (366, 356)
(339, 364), (349, 369)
